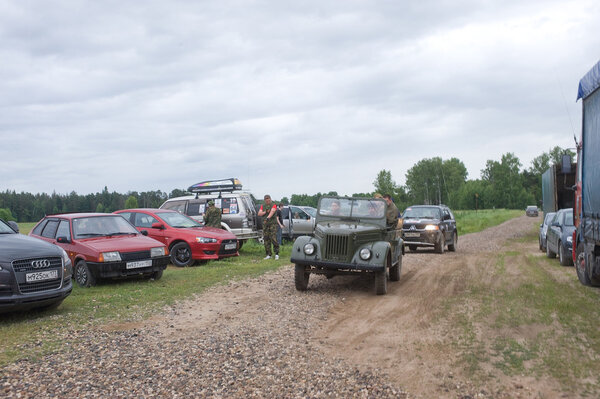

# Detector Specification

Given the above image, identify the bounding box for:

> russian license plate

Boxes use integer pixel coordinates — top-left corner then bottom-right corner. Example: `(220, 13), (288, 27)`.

(26, 269), (58, 283)
(404, 232), (421, 238)
(126, 260), (153, 269)
(224, 243), (237, 250)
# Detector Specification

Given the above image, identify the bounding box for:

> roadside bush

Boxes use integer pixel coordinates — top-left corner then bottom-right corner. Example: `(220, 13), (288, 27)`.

(0, 208), (15, 221)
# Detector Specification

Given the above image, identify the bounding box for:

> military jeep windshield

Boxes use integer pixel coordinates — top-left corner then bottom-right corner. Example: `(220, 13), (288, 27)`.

(318, 197), (385, 219)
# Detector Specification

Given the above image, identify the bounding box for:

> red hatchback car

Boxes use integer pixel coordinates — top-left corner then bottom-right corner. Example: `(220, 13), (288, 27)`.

(114, 209), (239, 267)
(30, 213), (170, 287)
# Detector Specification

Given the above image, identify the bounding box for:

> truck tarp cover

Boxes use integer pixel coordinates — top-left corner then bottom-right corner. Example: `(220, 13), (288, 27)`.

(580, 60), (600, 215)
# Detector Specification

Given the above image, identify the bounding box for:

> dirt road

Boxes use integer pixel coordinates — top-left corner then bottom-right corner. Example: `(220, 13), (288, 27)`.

(1, 215), (563, 398)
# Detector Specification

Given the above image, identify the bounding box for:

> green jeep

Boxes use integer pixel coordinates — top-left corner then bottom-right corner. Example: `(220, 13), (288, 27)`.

(291, 196), (404, 295)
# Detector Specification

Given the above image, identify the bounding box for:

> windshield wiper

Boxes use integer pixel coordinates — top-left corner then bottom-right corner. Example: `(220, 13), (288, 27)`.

(105, 232), (136, 237)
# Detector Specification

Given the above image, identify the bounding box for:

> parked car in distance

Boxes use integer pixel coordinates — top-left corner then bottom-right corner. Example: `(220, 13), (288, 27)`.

(291, 196), (403, 295)
(401, 205), (457, 253)
(526, 205), (539, 217)
(115, 209), (238, 267)
(539, 212), (556, 251)
(0, 218), (72, 313)
(160, 178), (260, 248)
(30, 213), (169, 287)
(545, 208), (575, 266)
(281, 205), (316, 240)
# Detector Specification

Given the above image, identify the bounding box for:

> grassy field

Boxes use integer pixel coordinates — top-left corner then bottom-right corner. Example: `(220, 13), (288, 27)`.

(1, 209), (525, 367)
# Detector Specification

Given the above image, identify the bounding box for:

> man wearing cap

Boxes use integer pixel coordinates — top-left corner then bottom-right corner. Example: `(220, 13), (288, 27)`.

(204, 200), (222, 228)
(258, 194), (279, 260)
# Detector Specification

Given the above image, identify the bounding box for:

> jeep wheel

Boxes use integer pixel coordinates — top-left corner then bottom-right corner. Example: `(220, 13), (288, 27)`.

(294, 264), (310, 291)
(558, 242), (573, 266)
(375, 270), (387, 295)
(75, 260), (96, 288)
(171, 242), (194, 267)
(448, 232), (457, 252)
(435, 235), (444, 254)
(575, 243), (592, 286)
(389, 254), (402, 282)
(546, 243), (556, 258)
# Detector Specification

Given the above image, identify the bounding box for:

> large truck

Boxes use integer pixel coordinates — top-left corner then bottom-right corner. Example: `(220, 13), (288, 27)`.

(573, 59), (600, 286)
(541, 160), (576, 214)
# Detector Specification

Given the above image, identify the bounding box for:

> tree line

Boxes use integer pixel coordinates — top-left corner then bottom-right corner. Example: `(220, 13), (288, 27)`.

(0, 147), (574, 222)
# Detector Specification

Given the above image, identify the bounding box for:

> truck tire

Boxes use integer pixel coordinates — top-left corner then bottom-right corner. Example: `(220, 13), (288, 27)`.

(448, 232), (457, 252)
(389, 253), (401, 282)
(435, 235), (444, 254)
(558, 242), (573, 266)
(546, 243), (556, 258)
(374, 269), (387, 295)
(575, 243), (592, 286)
(294, 264), (310, 291)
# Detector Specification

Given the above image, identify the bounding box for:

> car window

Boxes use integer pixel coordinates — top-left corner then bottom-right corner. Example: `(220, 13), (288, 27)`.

(220, 198), (238, 214)
(403, 207), (442, 219)
(56, 220), (71, 240)
(162, 200), (187, 213)
(544, 213), (556, 225)
(156, 211), (202, 228)
(31, 219), (47, 236)
(187, 201), (203, 216)
(564, 212), (574, 226)
(134, 213), (159, 228)
(72, 215), (138, 239)
(291, 207), (310, 220)
(0, 219), (16, 234)
(41, 220), (59, 238)
(118, 212), (133, 223)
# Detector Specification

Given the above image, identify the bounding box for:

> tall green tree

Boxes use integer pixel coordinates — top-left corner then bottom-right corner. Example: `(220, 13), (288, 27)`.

(373, 170), (396, 196)
(481, 153), (534, 209)
(124, 195), (139, 209)
(405, 157), (467, 207)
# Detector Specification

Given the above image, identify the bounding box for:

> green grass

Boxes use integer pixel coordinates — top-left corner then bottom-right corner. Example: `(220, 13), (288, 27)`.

(454, 209), (524, 235)
(440, 221), (600, 393)
(0, 240), (290, 366)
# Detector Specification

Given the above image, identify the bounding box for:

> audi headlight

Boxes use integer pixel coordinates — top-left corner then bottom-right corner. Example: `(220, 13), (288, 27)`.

(359, 248), (371, 260)
(196, 237), (218, 243)
(100, 251), (121, 262)
(425, 225), (439, 231)
(150, 247), (166, 257)
(60, 248), (70, 264)
(304, 243), (315, 255)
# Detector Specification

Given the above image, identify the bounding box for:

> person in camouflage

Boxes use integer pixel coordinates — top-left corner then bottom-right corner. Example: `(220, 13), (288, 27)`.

(257, 194), (279, 260)
(383, 194), (399, 229)
(204, 200), (222, 228)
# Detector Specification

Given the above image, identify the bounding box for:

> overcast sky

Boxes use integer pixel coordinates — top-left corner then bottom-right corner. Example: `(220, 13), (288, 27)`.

(1, 0), (599, 200)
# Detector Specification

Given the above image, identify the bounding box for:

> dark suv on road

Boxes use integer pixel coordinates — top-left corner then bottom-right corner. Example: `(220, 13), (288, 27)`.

(401, 205), (457, 253)
(0, 219), (73, 313)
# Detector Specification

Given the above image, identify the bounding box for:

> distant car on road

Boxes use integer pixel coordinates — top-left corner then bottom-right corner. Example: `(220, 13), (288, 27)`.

(0, 218), (72, 313)
(526, 206), (539, 217)
(115, 208), (238, 267)
(545, 208), (575, 266)
(539, 212), (556, 251)
(401, 205), (457, 253)
(30, 213), (169, 287)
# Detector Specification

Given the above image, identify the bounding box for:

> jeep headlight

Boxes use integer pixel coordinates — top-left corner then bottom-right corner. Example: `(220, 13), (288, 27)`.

(425, 225), (439, 231)
(303, 243), (315, 255)
(150, 247), (166, 257)
(359, 248), (371, 260)
(196, 237), (218, 243)
(100, 251), (121, 262)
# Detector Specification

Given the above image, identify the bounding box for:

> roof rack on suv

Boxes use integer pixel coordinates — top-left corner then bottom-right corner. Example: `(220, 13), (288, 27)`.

(188, 178), (243, 195)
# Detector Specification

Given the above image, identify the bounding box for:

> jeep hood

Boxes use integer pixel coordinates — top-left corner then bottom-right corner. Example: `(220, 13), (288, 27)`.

(315, 221), (382, 235)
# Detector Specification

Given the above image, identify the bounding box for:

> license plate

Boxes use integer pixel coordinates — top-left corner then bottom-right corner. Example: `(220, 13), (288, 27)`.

(404, 232), (421, 238)
(126, 260), (153, 269)
(26, 269), (58, 283)
(225, 243), (237, 250)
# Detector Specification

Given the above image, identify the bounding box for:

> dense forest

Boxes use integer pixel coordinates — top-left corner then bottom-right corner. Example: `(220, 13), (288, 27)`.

(0, 147), (574, 222)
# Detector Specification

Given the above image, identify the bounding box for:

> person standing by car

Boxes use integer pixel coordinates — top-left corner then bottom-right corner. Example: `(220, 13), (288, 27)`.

(276, 203), (284, 246)
(383, 194), (399, 228)
(258, 195), (279, 260)
(204, 200), (222, 228)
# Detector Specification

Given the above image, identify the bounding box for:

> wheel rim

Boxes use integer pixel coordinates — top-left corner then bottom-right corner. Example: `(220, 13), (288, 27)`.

(175, 246), (191, 264)
(76, 265), (87, 286)
(577, 251), (586, 275)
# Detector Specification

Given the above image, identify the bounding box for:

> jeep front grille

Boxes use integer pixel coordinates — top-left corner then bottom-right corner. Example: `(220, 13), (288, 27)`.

(324, 234), (349, 261)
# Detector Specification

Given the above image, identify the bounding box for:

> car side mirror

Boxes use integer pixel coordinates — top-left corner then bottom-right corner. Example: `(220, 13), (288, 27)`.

(7, 221), (19, 233)
(151, 222), (165, 230)
(140, 230), (149, 236)
(56, 236), (71, 244)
